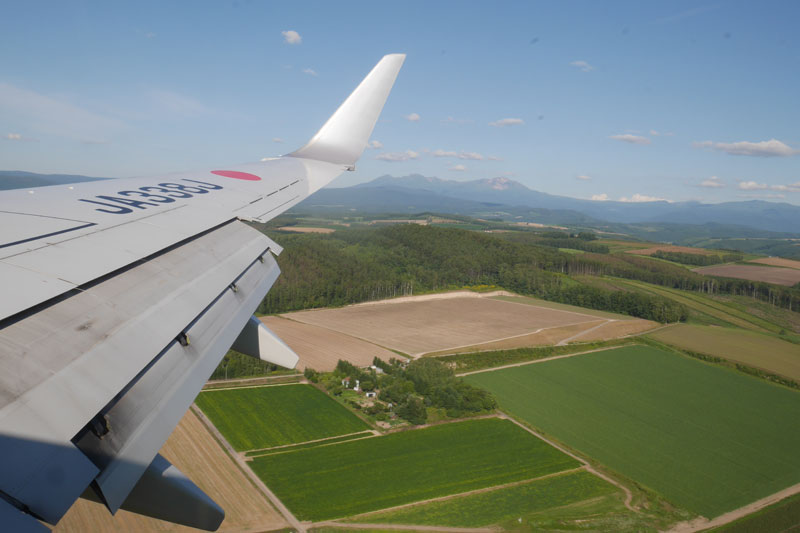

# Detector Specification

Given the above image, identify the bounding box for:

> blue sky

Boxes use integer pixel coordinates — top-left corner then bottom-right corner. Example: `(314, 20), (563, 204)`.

(1, 1), (799, 205)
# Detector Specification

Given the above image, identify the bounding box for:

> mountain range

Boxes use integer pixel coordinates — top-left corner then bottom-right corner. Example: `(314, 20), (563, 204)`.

(304, 174), (799, 234)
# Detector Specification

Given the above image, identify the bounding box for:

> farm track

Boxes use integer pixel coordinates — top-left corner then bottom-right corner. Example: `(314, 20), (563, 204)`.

(338, 467), (586, 523)
(314, 522), (497, 532)
(456, 345), (639, 377)
(666, 482), (800, 532)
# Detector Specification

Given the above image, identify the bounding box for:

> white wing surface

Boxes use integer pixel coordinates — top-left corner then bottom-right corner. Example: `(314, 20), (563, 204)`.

(0, 53), (405, 531)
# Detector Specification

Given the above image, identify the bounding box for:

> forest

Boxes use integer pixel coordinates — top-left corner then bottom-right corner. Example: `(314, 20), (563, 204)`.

(256, 224), (799, 320)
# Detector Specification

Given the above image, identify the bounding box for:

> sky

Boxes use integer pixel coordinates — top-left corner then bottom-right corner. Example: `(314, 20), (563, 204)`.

(1, 1), (799, 205)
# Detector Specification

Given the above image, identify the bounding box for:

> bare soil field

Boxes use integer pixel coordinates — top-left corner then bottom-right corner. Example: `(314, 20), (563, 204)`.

(261, 316), (397, 371)
(571, 319), (659, 342)
(692, 264), (800, 286)
(284, 295), (601, 356)
(626, 245), (715, 256)
(54, 410), (287, 533)
(427, 321), (606, 355)
(750, 257), (800, 270)
(277, 226), (336, 233)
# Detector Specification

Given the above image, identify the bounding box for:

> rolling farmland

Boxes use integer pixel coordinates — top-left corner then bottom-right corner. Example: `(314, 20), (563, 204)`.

(466, 345), (800, 518)
(260, 315), (397, 371)
(750, 257), (800, 270)
(348, 469), (617, 527)
(648, 324), (800, 382)
(195, 384), (369, 451)
(693, 264), (800, 286)
(249, 418), (580, 521)
(283, 292), (645, 356)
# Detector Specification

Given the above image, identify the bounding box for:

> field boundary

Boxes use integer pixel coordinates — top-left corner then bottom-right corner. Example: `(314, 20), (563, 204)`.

(496, 414), (636, 512)
(340, 467), (587, 523)
(667, 482), (800, 532)
(190, 404), (305, 531)
(456, 345), (639, 377)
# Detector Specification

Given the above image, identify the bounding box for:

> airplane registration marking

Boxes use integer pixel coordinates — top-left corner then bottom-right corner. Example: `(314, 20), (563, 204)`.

(79, 179), (223, 215)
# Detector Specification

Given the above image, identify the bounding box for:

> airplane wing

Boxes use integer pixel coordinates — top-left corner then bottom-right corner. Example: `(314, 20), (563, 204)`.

(0, 53), (405, 531)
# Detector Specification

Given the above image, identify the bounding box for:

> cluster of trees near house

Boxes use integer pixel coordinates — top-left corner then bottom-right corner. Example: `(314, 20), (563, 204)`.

(304, 357), (497, 425)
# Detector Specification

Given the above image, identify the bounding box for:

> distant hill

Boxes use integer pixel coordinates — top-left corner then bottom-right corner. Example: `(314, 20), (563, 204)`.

(0, 170), (109, 190)
(334, 174), (800, 234)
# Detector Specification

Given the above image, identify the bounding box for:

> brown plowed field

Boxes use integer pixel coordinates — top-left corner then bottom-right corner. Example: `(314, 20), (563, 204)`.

(693, 264), (800, 286)
(260, 315), (397, 371)
(54, 410), (287, 533)
(570, 319), (658, 342)
(427, 321), (607, 355)
(626, 245), (715, 256)
(750, 257), (800, 270)
(284, 297), (601, 356)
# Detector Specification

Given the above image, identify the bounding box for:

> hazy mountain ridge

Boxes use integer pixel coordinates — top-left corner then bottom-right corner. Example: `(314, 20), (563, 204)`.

(348, 174), (800, 233)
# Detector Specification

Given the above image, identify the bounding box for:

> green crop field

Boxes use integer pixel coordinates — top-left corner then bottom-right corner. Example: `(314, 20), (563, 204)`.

(249, 417), (579, 521)
(195, 384), (369, 451)
(348, 469), (614, 527)
(466, 345), (800, 518)
(245, 431), (375, 457)
(649, 324), (800, 382)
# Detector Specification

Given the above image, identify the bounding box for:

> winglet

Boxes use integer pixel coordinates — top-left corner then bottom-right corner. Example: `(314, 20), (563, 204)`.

(287, 54), (405, 167)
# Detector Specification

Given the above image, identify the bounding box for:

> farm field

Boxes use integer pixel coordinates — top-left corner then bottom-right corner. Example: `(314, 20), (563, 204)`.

(750, 256), (800, 270)
(260, 316), (396, 371)
(53, 409), (287, 533)
(347, 469), (620, 527)
(195, 384), (369, 451)
(614, 279), (777, 332)
(626, 245), (716, 256)
(249, 417), (580, 521)
(709, 493), (800, 532)
(284, 293), (613, 356)
(648, 324), (800, 382)
(466, 345), (800, 518)
(693, 264), (800, 286)
(491, 294), (639, 320)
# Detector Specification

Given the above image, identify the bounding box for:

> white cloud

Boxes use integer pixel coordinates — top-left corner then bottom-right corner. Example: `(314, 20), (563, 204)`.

(376, 150), (419, 162)
(699, 176), (725, 188)
(576, 174), (592, 181)
(405, 112), (420, 122)
(432, 149), (458, 157)
(449, 164), (467, 172)
(738, 181), (768, 190)
(610, 134), (651, 145)
(458, 151), (484, 160)
(272, 137), (284, 143)
(770, 182), (800, 192)
(367, 140), (383, 149)
(619, 193), (667, 202)
(282, 30), (302, 44)
(487, 155), (503, 161)
(302, 68), (318, 76)
(694, 138), (798, 157)
(0, 82), (124, 143)
(569, 60), (595, 72)
(489, 117), (524, 127)
(650, 129), (660, 136)
(6, 133), (21, 140)
(591, 193), (609, 201)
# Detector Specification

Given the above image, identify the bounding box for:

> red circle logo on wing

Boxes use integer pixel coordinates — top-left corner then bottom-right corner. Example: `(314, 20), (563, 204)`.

(211, 170), (262, 181)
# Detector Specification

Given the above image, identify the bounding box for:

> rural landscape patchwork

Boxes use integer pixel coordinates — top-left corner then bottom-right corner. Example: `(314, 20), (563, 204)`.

(44, 196), (800, 533)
